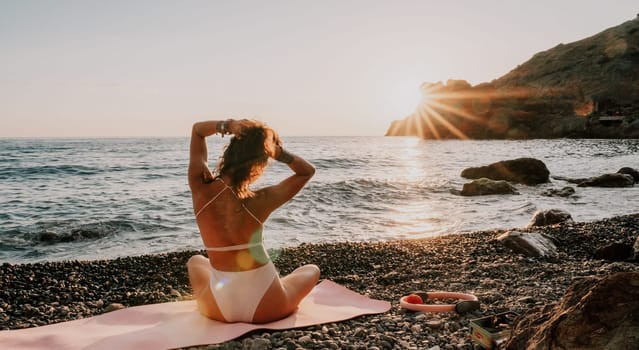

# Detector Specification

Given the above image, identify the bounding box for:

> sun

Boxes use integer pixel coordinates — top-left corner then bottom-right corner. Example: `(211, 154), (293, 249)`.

(387, 80), (539, 139)
(387, 81), (481, 139)
(386, 83), (428, 117)
(418, 81), (444, 108)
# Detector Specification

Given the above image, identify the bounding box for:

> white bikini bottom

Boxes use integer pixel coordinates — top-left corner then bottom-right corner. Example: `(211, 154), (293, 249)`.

(209, 261), (278, 322)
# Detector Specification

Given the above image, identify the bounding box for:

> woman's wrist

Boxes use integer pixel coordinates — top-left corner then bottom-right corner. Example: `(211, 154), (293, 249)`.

(275, 146), (295, 164)
(215, 119), (231, 136)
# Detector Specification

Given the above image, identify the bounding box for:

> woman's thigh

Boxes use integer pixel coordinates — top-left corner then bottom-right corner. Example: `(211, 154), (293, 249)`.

(279, 264), (320, 303)
(187, 255), (211, 292)
(186, 255), (226, 321)
(252, 264), (320, 323)
(251, 278), (290, 323)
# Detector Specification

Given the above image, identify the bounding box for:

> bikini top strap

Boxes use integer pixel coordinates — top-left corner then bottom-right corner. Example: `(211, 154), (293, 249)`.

(242, 204), (264, 226)
(223, 181), (264, 226)
(204, 241), (263, 252)
(195, 178), (264, 225)
(194, 178), (228, 218)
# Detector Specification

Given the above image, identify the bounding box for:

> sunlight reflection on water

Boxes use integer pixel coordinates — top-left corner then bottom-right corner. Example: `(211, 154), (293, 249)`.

(1, 137), (637, 263)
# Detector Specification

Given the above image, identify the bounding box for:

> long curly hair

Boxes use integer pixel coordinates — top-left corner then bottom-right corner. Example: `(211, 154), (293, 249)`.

(218, 126), (280, 198)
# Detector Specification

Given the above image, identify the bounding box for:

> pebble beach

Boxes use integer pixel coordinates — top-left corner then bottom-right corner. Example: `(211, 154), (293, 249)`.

(2, 213), (638, 349)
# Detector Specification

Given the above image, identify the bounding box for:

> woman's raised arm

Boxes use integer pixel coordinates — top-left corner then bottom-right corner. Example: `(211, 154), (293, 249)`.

(188, 119), (262, 189)
(188, 120), (227, 189)
(259, 145), (315, 212)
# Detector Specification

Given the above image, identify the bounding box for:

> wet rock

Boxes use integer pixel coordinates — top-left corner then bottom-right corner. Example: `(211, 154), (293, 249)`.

(528, 209), (573, 227)
(37, 229), (104, 243)
(551, 175), (590, 184)
(506, 272), (639, 350)
(460, 158), (550, 185)
(459, 178), (519, 196)
(497, 231), (557, 257)
(617, 167), (639, 183)
(540, 186), (575, 197)
(577, 173), (634, 187)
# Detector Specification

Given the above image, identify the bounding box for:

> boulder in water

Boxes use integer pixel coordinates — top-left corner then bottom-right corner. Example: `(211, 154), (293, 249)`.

(461, 158), (550, 185)
(460, 178), (519, 196)
(617, 167), (639, 183)
(540, 186), (575, 197)
(577, 173), (634, 187)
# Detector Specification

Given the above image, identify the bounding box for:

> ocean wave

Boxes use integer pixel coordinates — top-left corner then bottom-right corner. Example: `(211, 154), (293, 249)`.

(0, 165), (102, 180)
(0, 156), (20, 164)
(2, 137), (638, 264)
(300, 178), (447, 209)
(31, 220), (121, 244)
(1, 219), (178, 247)
(0, 164), (171, 180)
(311, 158), (372, 170)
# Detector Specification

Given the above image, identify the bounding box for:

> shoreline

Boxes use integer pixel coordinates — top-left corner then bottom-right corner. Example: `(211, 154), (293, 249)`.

(2, 213), (638, 349)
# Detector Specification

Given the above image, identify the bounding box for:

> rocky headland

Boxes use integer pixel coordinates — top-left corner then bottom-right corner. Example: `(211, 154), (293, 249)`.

(386, 16), (639, 139)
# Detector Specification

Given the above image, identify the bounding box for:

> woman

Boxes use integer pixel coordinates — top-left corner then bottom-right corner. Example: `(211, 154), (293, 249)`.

(186, 119), (320, 324)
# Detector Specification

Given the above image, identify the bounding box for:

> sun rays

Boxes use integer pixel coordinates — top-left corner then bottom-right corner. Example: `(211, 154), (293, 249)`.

(418, 103), (469, 139)
(387, 82), (543, 140)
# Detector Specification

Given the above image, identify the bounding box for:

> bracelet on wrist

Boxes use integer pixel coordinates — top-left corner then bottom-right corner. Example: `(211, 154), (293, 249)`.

(216, 121), (225, 135)
(276, 147), (295, 164)
(216, 120), (231, 137)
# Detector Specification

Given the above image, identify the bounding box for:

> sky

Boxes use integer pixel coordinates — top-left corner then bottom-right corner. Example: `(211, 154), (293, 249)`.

(1, 1), (637, 137)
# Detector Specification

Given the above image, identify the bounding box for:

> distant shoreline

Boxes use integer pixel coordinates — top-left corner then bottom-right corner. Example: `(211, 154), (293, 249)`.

(2, 213), (638, 348)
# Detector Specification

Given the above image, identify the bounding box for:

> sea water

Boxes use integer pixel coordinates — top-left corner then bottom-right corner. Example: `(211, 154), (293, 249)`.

(1, 137), (637, 263)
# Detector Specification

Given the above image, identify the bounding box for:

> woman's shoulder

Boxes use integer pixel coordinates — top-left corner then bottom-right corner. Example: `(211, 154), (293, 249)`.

(244, 187), (277, 214)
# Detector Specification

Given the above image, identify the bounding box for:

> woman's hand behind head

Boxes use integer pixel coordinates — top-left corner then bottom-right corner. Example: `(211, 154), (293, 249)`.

(228, 119), (265, 137)
(264, 127), (282, 158)
(224, 118), (281, 158)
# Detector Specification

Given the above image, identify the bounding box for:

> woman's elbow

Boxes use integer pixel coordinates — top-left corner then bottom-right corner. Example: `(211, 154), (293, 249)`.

(306, 164), (316, 178)
(296, 165), (315, 180)
(192, 122), (203, 137)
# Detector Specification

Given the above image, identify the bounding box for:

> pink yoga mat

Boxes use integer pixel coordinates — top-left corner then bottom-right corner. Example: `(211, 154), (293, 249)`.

(0, 280), (390, 350)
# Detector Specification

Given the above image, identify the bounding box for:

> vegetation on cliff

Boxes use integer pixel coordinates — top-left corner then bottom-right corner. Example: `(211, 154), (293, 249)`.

(387, 16), (639, 139)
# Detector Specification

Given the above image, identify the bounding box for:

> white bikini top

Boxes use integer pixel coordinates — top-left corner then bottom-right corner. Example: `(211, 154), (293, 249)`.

(204, 241), (263, 252)
(195, 177), (264, 252)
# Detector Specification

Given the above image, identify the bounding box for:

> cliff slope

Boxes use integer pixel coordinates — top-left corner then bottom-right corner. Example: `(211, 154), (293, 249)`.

(387, 16), (639, 139)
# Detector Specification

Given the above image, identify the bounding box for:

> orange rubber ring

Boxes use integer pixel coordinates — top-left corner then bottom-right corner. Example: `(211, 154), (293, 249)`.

(400, 292), (478, 312)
